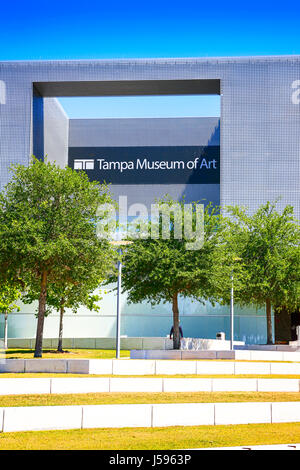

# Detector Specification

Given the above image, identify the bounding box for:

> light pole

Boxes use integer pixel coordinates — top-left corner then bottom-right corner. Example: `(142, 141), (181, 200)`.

(230, 270), (234, 351)
(230, 257), (242, 351)
(110, 240), (132, 359)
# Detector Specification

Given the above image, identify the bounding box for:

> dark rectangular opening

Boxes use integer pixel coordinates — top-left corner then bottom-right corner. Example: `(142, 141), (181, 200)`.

(33, 79), (220, 97)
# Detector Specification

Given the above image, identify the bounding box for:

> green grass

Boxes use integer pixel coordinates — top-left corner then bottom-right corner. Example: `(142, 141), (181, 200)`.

(1, 348), (299, 363)
(0, 349), (130, 360)
(0, 422), (300, 449)
(1, 391), (300, 407)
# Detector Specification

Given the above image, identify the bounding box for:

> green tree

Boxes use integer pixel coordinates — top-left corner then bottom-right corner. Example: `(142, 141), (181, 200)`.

(53, 287), (101, 353)
(42, 285), (102, 353)
(0, 157), (115, 357)
(112, 198), (228, 349)
(0, 280), (21, 349)
(24, 258), (111, 352)
(225, 201), (300, 344)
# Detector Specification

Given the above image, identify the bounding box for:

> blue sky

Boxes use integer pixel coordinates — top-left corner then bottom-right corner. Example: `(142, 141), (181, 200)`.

(1, 0), (299, 118)
(1, 0), (300, 60)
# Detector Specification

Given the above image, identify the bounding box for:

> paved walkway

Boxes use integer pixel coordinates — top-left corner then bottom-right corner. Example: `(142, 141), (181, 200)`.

(195, 443), (300, 450)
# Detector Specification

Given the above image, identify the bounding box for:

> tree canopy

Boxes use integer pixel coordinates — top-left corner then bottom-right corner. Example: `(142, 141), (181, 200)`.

(225, 201), (300, 344)
(0, 157), (116, 356)
(112, 198), (230, 348)
(0, 281), (21, 316)
(0, 279), (21, 349)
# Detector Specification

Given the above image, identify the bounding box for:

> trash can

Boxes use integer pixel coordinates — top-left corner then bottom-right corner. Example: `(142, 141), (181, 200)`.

(216, 332), (225, 341)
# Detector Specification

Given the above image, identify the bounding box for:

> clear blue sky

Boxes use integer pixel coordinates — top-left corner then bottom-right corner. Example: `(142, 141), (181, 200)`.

(1, 0), (299, 118)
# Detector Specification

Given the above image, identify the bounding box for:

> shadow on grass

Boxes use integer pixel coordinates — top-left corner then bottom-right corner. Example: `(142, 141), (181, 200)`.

(5, 349), (76, 358)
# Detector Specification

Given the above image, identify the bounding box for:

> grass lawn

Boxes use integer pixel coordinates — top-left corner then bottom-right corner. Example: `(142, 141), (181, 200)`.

(1, 349), (300, 363)
(0, 422), (300, 450)
(0, 349), (130, 359)
(1, 391), (300, 407)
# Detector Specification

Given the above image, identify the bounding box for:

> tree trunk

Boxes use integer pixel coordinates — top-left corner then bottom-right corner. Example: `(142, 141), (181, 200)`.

(34, 271), (47, 358)
(172, 292), (180, 350)
(57, 299), (65, 353)
(4, 311), (8, 350)
(266, 298), (273, 345)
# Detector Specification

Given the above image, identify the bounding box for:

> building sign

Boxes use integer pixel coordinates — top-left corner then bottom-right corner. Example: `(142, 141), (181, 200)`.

(69, 146), (220, 185)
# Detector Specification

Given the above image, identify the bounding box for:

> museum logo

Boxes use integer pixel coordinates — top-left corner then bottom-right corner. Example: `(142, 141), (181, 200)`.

(73, 159), (95, 170)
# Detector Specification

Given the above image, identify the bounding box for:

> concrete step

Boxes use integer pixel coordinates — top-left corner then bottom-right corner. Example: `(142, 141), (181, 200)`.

(2, 358), (300, 375)
(2, 401), (300, 433)
(0, 377), (300, 395)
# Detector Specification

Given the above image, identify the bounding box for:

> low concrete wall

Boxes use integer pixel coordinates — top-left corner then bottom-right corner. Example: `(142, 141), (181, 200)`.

(131, 349), (300, 362)
(2, 401), (300, 432)
(196, 361), (235, 375)
(51, 378), (109, 394)
(82, 404), (152, 429)
(25, 359), (67, 373)
(156, 360), (197, 375)
(110, 378), (162, 393)
(272, 402), (300, 423)
(2, 357), (300, 376)
(6, 337), (262, 351)
(112, 359), (156, 376)
(234, 362), (271, 375)
(5, 337), (173, 350)
(236, 344), (300, 351)
(214, 402), (272, 425)
(2, 406), (82, 432)
(257, 379), (300, 392)
(163, 378), (212, 392)
(0, 378), (51, 395)
(0, 377), (300, 395)
(7, 337), (300, 352)
(270, 363), (300, 374)
(181, 338), (244, 351)
(152, 403), (215, 427)
(212, 379), (257, 392)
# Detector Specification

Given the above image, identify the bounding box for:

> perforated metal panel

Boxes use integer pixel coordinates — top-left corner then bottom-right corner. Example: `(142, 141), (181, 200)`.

(0, 56), (299, 217)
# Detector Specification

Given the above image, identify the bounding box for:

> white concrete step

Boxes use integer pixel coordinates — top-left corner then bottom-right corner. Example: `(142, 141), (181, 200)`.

(2, 358), (300, 375)
(2, 401), (300, 433)
(131, 349), (300, 361)
(0, 377), (300, 395)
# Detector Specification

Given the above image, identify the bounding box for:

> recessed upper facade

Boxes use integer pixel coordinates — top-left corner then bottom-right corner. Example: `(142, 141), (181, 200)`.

(0, 55), (299, 217)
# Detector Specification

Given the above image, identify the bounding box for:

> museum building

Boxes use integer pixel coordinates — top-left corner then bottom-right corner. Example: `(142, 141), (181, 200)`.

(0, 56), (299, 344)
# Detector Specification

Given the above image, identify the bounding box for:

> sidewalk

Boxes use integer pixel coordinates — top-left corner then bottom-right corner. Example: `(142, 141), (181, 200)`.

(195, 443), (300, 450)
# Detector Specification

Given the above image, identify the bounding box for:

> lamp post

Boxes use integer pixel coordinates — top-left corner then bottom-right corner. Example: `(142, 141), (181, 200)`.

(230, 271), (234, 351)
(110, 240), (133, 359)
(230, 257), (242, 351)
